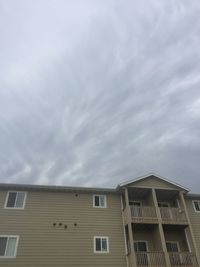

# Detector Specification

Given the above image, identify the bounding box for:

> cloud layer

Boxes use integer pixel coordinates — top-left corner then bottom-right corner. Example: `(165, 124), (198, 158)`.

(0, 0), (200, 191)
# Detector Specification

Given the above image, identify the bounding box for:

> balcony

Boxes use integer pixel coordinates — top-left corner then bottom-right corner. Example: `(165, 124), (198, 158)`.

(168, 252), (198, 267)
(135, 251), (166, 266)
(159, 207), (188, 225)
(135, 252), (198, 267)
(130, 206), (158, 224)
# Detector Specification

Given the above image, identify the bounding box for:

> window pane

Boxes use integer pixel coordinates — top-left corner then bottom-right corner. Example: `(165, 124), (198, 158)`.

(95, 196), (99, 206)
(6, 192), (17, 207)
(0, 237), (7, 256)
(102, 238), (107, 251)
(134, 242), (138, 252)
(15, 192), (25, 208)
(138, 242), (147, 252)
(5, 237), (17, 257)
(100, 196), (105, 207)
(194, 201), (200, 211)
(95, 238), (101, 251)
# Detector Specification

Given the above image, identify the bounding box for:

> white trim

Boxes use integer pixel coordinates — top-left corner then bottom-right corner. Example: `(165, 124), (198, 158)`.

(121, 196), (129, 266)
(177, 199), (181, 209)
(93, 236), (109, 253)
(4, 191), (27, 209)
(93, 195), (107, 208)
(192, 200), (200, 213)
(134, 240), (149, 252)
(0, 235), (19, 258)
(119, 173), (189, 192)
(184, 229), (192, 253)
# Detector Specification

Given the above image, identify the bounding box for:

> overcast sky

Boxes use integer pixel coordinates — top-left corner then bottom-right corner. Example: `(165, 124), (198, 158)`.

(0, 0), (200, 191)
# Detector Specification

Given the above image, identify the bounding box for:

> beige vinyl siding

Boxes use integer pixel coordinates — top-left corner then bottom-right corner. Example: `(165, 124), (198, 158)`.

(163, 228), (188, 251)
(0, 190), (126, 267)
(132, 226), (162, 251)
(130, 177), (180, 190)
(185, 198), (200, 255)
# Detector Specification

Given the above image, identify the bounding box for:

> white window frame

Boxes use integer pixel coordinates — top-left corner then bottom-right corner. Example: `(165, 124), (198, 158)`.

(4, 191), (27, 209)
(0, 235), (19, 258)
(192, 200), (200, 213)
(94, 236), (109, 253)
(134, 240), (149, 252)
(93, 195), (107, 208)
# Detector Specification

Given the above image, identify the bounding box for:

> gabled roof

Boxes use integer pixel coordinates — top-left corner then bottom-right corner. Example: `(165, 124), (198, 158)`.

(118, 172), (189, 192)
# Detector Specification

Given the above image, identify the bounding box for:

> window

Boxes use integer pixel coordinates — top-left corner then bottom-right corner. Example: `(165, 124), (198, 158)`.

(166, 241), (181, 265)
(193, 201), (200, 212)
(131, 201), (142, 217)
(134, 241), (148, 265)
(0, 236), (19, 258)
(134, 241), (148, 252)
(94, 237), (109, 253)
(5, 191), (26, 209)
(93, 195), (107, 208)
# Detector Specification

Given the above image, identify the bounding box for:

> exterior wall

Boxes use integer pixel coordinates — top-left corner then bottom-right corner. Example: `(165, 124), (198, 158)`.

(132, 226), (162, 251)
(130, 177), (180, 190)
(163, 228), (188, 251)
(129, 192), (154, 206)
(0, 189), (127, 267)
(185, 198), (200, 255)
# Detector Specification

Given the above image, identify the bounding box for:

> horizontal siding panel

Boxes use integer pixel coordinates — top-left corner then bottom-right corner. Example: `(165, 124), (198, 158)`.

(0, 189), (126, 267)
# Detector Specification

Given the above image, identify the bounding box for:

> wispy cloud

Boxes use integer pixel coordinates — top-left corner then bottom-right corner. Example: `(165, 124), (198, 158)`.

(0, 0), (200, 191)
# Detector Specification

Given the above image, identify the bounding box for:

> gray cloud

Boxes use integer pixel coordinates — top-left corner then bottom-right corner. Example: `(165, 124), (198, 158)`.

(0, 0), (200, 192)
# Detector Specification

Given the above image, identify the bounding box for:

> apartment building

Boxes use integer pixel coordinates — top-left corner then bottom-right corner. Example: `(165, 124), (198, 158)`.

(0, 173), (200, 267)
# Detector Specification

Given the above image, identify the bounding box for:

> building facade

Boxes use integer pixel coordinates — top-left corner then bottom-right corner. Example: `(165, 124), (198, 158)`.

(0, 173), (200, 267)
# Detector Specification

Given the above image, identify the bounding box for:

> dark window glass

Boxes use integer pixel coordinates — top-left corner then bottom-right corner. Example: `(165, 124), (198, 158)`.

(96, 238), (101, 251)
(6, 192), (17, 207)
(95, 196), (99, 206)
(194, 201), (200, 211)
(102, 239), (107, 251)
(134, 241), (147, 252)
(0, 237), (7, 256)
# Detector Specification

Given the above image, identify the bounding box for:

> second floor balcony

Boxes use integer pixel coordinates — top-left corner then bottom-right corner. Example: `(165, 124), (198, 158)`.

(130, 205), (158, 223)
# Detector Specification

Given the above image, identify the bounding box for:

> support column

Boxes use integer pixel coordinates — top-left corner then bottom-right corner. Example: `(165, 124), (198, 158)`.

(179, 191), (200, 266)
(152, 188), (171, 267)
(124, 188), (137, 267)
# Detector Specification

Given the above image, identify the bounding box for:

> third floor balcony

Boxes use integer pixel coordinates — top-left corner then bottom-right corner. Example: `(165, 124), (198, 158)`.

(159, 206), (188, 225)
(130, 205), (158, 224)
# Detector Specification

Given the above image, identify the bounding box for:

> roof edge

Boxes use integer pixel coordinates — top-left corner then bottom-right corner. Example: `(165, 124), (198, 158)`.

(0, 183), (118, 194)
(118, 172), (190, 192)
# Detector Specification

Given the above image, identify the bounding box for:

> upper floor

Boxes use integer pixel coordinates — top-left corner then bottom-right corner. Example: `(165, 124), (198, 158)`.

(0, 173), (200, 267)
(120, 174), (190, 226)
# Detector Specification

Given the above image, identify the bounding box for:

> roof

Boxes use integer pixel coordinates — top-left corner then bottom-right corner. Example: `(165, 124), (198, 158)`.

(0, 183), (118, 194)
(0, 172), (190, 194)
(118, 172), (190, 192)
(185, 193), (200, 199)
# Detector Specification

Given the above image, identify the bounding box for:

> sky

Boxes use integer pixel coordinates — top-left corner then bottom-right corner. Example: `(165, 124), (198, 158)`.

(0, 0), (200, 192)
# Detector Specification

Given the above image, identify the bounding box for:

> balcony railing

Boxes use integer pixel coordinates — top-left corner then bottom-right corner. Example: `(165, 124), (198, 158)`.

(159, 207), (187, 224)
(135, 251), (166, 266)
(130, 206), (157, 223)
(135, 252), (198, 267)
(168, 252), (198, 266)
